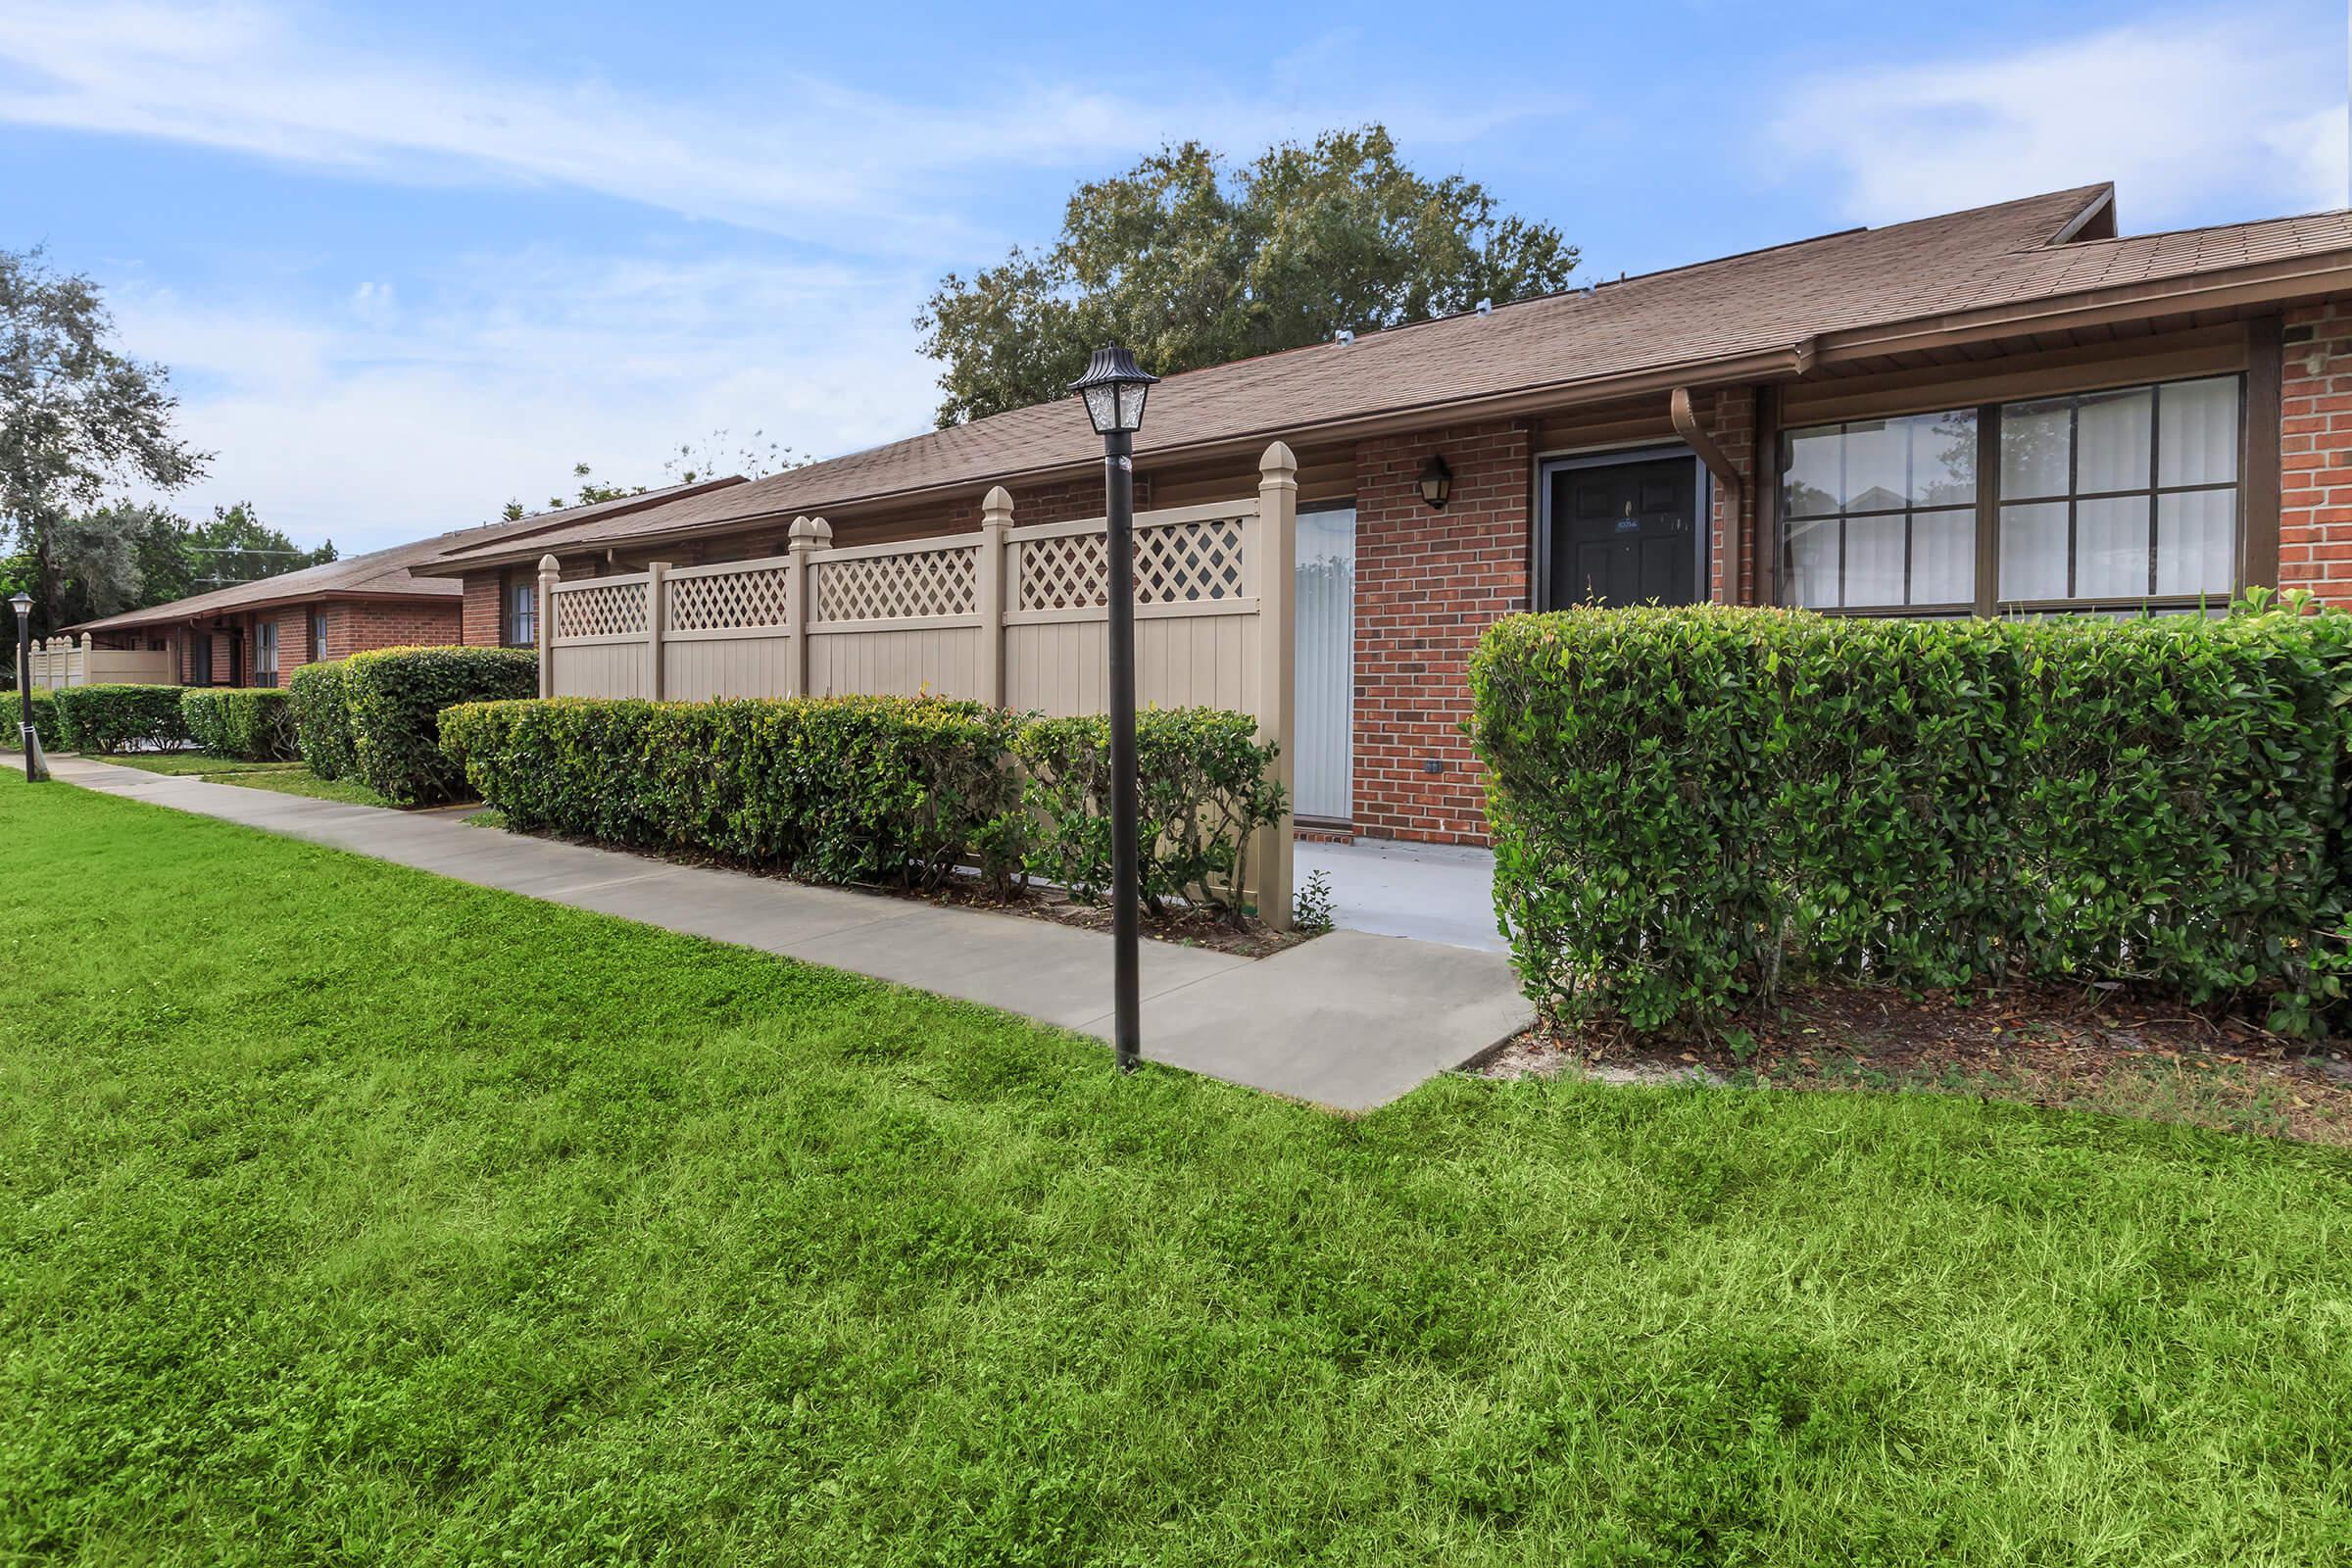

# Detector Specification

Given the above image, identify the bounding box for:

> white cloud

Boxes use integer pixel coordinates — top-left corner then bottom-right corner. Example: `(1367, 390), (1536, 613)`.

(1772, 14), (2349, 229)
(0, 1), (1578, 550)
(108, 253), (946, 553)
(0, 1), (1556, 248)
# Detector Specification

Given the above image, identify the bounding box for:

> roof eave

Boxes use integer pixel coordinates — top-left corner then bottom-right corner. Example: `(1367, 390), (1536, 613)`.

(416, 341), (1818, 574)
(65, 585), (457, 635)
(419, 239), (2352, 575)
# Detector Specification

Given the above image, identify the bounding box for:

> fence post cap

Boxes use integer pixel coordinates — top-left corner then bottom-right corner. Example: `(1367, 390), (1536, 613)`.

(981, 484), (1014, 520)
(537, 554), (561, 574)
(1259, 440), (1298, 480)
(789, 514), (833, 548)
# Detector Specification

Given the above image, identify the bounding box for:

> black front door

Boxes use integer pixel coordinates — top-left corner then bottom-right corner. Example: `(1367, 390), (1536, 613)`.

(1547, 456), (1699, 608)
(225, 624), (242, 686)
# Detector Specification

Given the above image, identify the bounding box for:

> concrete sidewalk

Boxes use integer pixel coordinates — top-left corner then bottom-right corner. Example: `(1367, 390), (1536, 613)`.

(46, 758), (1529, 1111)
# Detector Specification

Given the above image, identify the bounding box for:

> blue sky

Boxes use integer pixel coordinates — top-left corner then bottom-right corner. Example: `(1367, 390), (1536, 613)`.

(3, 0), (2346, 552)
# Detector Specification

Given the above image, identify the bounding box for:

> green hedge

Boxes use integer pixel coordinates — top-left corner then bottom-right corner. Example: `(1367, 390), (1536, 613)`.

(440, 697), (1287, 912)
(1470, 598), (2352, 1035)
(288, 661), (356, 780)
(345, 646), (537, 805)
(50, 684), (192, 755)
(1014, 710), (1285, 923)
(180, 688), (299, 761)
(441, 696), (1027, 892)
(3, 688), (60, 751)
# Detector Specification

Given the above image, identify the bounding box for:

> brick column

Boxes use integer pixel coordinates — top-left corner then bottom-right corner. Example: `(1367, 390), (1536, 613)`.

(2279, 303), (2352, 606)
(1703, 387), (1757, 605)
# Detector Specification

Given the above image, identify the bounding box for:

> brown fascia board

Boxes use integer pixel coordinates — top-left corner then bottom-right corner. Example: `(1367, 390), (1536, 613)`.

(434, 242), (2352, 571)
(2045, 186), (2118, 246)
(1812, 243), (2352, 358)
(71, 585), (454, 634)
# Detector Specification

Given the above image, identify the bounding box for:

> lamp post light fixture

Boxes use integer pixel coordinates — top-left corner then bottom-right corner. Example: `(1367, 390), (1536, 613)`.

(1068, 343), (1159, 1074)
(10, 591), (34, 784)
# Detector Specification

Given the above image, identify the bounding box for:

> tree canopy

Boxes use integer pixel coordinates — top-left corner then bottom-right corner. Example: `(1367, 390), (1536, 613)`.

(915, 125), (1580, 426)
(0, 248), (206, 634)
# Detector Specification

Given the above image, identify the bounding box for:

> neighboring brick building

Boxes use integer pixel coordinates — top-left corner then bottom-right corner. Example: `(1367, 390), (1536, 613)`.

(69, 481), (745, 689)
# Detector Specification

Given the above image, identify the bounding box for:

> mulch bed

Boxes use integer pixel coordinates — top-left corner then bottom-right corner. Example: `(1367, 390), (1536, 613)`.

(1484, 982), (2352, 1145)
(472, 814), (1305, 957)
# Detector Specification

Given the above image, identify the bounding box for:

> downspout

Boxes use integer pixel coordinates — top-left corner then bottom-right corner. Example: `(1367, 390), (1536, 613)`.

(1670, 386), (1748, 604)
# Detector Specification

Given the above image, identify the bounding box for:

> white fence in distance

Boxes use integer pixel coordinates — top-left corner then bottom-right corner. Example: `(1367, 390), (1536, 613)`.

(24, 635), (174, 690)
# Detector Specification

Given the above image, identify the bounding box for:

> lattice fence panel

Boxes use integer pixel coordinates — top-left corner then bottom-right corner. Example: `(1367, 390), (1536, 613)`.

(667, 566), (791, 631)
(552, 580), (649, 639)
(1136, 516), (1248, 605)
(1018, 532), (1108, 610)
(814, 547), (977, 622)
(1017, 516), (1249, 612)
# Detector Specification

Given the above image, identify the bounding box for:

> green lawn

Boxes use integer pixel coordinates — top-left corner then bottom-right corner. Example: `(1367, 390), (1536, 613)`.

(85, 751), (397, 807)
(91, 751), (301, 776)
(3, 772), (2348, 1566)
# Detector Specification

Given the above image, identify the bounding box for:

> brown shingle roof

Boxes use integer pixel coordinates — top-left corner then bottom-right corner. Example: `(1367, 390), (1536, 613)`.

(436, 183), (2352, 569)
(70, 477), (747, 633)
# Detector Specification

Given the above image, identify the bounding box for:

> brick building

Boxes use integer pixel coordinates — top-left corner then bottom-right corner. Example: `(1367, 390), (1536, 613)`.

(67, 481), (744, 689)
(419, 183), (2352, 846)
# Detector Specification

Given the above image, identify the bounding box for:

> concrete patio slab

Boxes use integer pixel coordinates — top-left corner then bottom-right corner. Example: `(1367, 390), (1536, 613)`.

(1297, 836), (1504, 953)
(46, 757), (1528, 1110)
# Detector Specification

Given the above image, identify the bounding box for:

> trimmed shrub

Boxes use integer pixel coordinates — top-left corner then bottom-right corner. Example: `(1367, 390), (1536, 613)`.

(50, 684), (192, 754)
(441, 695), (1027, 892)
(1470, 597), (2352, 1035)
(1014, 710), (1285, 923)
(345, 646), (537, 805)
(180, 688), (299, 760)
(3, 688), (61, 751)
(289, 661), (356, 780)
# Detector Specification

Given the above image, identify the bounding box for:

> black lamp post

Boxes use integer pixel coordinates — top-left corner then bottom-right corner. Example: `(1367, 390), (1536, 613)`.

(11, 591), (33, 783)
(1069, 343), (1159, 1074)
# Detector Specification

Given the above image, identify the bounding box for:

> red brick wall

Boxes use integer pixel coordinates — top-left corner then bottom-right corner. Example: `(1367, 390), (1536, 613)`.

(271, 606), (307, 685)
(1702, 387), (1758, 605)
(462, 573), (504, 647)
(1349, 420), (1530, 843)
(2279, 304), (2352, 604)
(343, 602), (462, 656)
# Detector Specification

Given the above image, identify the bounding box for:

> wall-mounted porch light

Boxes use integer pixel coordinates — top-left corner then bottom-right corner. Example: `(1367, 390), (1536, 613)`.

(1417, 454), (1453, 512)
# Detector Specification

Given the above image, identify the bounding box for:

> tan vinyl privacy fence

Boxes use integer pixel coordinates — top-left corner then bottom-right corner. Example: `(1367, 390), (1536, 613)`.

(25, 635), (174, 689)
(541, 441), (1300, 924)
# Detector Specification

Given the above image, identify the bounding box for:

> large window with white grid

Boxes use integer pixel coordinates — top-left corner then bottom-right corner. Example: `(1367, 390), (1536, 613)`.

(1779, 373), (2242, 615)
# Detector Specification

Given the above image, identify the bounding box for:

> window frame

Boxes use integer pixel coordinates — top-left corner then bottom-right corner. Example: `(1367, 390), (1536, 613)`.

(501, 571), (538, 648)
(311, 608), (330, 664)
(1777, 409), (1982, 614)
(255, 618), (277, 679)
(1774, 372), (2248, 617)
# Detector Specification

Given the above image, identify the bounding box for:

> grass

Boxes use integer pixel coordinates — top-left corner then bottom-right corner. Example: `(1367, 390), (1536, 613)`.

(3, 771), (2350, 1565)
(82, 750), (398, 807)
(93, 751), (302, 776)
